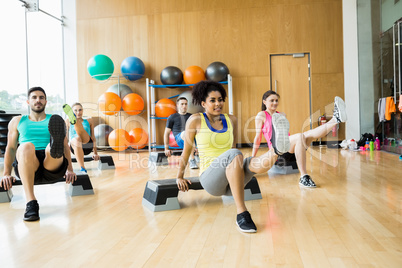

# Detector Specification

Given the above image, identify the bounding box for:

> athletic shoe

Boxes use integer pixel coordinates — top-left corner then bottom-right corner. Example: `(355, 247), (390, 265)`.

(23, 200), (40, 221)
(271, 113), (290, 155)
(63, 104), (77, 125)
(299, 175), (317, 188)
(189, 159), (199, 169)
(80, 167), (87, 173)
(236, 211), (257, 233)
(49, 114), (66, 159)
(333, 96), (347, 123)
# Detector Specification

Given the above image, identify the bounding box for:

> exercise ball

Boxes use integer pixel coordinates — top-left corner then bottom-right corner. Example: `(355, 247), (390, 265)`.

(155, 98), (176, 119)
(122, 93), (144, 115)
(108, 129), (131, 151)
(106, 83), (133, 100)
(98, 92), (122, 115)
(169, 132), (179, 147)
(178, 90), (204, 114)
(94, 124), (114, 147)
(205, 61), (229, 82)
(160, 66), (183, 86)
(121, 56), (145, 81)
(87, 54), (114, 81)
(183, 65), (205, 86)
(129, 128), (148, 149)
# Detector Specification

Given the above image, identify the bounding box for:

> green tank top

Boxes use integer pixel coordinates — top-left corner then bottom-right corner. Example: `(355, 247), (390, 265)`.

(17, 114), (51, 150)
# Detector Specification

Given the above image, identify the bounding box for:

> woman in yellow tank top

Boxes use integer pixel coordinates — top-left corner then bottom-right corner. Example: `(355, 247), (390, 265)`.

(175, 81), (291, 233)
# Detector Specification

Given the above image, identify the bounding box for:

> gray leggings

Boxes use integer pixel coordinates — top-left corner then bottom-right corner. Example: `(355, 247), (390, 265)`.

(199, 148), (256, 196)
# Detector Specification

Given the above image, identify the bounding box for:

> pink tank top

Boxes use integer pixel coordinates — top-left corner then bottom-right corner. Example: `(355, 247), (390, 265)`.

(262, 111), (273, 148)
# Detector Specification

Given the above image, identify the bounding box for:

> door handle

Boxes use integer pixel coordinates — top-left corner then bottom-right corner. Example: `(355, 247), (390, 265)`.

(275, 80), (277, 92)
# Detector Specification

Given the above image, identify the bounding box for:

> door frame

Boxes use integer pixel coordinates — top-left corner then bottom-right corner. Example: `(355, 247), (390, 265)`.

(269, 52), (312, 130)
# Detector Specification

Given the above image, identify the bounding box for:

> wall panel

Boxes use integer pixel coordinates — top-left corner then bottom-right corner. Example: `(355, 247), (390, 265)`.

(76, 0), (344, 145)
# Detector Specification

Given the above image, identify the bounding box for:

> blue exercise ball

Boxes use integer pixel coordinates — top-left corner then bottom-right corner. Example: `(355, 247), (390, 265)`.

(121, 56), (145, 81)
(160, 66), (183, 86)
(87, 54), (114, 81)
(205, 61), (229, 82)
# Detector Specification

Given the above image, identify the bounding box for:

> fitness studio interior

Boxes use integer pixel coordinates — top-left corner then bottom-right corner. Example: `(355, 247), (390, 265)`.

(0, 0), (401, 267)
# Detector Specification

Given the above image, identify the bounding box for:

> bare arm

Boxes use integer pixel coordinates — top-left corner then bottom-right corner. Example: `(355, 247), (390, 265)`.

(163, 127), (172, 157)
(228, 114), (238, 149)
(176, 114), (199, 191)
(1, 117), (21, 189)
(63, 136), (76, 183)
(252, 111), (266, 157)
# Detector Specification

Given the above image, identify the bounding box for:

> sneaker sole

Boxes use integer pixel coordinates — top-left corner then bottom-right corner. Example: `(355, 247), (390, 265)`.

(23, 215), (40, 221)
(236, 221), (257, 233)
(334, 96), (347, 122)
(49, 115), (66, 159)
(272, 113), (290, 154)
(299, 182), (317, 188)
(63, 104), (77, 125)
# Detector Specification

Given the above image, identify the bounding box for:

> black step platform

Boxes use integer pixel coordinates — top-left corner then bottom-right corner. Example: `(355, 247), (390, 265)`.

(142, 176), (262, 212)
(0, 173), (94, 203)
(148, 151), (183, 166)
(71, 155), (115, 170)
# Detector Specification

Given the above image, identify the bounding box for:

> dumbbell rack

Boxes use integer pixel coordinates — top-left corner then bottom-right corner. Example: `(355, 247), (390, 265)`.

(145, 74), (233, 153)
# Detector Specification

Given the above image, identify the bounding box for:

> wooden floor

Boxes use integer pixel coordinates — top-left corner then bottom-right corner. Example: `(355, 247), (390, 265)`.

(0, 147), (401, 267)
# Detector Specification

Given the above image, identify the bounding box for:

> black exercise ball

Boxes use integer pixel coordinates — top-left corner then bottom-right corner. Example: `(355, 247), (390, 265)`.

(205, 62), (229, 82)
(160, 66), (183, 85)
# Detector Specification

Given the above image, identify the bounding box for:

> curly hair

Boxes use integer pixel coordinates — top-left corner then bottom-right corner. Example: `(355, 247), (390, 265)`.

(191, 80), (226, 106)
(261, 90), (280, 111)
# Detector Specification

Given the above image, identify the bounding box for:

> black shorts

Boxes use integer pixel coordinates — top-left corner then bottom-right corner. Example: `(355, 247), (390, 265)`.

(70, 137), (94, 156)
(13, 150), (69, 185)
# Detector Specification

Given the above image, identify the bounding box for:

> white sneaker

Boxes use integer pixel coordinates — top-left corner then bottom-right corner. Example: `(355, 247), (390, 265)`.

(189, 159), (199, 169)
(334, 96), (347, 123)
(271, 113), (290, 155)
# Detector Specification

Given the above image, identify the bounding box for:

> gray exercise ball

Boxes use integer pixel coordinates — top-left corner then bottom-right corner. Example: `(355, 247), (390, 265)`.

(94, 124), (114, 147)
(205, 62), (229, 82)
(107, 83), (133, 100)
(178, 90), (204, 114)
(160, 66), (183, 86)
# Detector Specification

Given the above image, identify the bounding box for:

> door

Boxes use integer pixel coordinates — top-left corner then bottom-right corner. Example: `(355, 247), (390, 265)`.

(270, 53), (311, 135)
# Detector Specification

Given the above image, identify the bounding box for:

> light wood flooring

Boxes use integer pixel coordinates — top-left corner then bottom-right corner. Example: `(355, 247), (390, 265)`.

(0, 147), (401, 267)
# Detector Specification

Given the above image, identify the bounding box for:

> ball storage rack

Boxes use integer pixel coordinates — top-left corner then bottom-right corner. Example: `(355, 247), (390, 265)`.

(145, 74), (233, 153)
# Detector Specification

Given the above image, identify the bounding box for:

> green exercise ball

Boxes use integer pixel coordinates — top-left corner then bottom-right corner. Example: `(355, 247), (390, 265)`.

(87, 54), (114, 81)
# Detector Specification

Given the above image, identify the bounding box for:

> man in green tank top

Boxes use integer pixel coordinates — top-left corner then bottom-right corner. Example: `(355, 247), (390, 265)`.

(0, 87), (76, 221)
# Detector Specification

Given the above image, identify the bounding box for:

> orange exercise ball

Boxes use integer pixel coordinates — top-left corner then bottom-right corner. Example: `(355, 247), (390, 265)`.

(122, 93), (144, 115)
(98, 92), (121, 115)
(155, 98), (176, 119)
(169, 132), (179, 147)
(108, 129), (131, 151)
(183, 65), (206, 86)
(129, 128), (148, 149)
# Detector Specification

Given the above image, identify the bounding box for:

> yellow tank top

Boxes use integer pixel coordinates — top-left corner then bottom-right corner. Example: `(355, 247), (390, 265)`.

(196, 113), (233, 174)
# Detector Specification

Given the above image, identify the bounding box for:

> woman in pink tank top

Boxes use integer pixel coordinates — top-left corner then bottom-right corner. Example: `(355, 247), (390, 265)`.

(252, 90), (347, 188)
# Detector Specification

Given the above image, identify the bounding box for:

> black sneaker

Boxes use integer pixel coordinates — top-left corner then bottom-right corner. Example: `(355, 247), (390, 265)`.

(236, 211), (257, 233)
(23, 200), (40, 221)
(271, 113), (290, 155)
(333, 96), (347, 123)
(49, 114), (66, 159)
(299, 175), (317, 188)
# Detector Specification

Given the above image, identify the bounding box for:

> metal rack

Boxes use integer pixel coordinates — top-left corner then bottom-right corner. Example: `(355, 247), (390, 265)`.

(146, 74), (233, 153)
